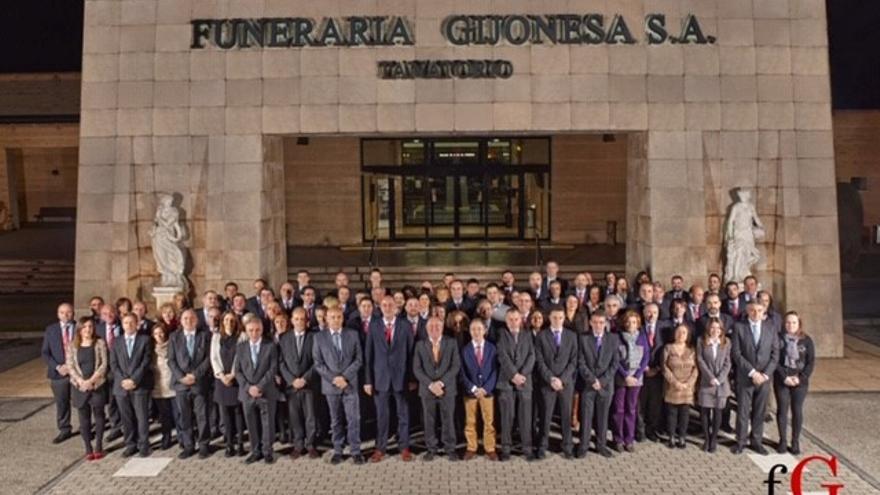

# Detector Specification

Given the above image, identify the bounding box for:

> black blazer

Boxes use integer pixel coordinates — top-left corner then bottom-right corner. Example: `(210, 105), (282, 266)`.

(534, 329), (578, 388)
(403, 316), (428, 341)
(278, 330), (316, 388)
(542, 277), (569, 296)
(167, 329), (213, 394)
(233, 338), (279, 402)
(445, 298), (475, 318)
(411, 336), (460, 399)
(577, 332), (619, 394)
(41, 321), (71, 380)
(774, 335), (815, 386)
(109, 333), (153, 395)
(496, 329), (535, 392)
(731, 320), (780, 383)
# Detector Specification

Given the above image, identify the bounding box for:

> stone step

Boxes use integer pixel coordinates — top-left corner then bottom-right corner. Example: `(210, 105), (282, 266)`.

(0, 259), (75, 295)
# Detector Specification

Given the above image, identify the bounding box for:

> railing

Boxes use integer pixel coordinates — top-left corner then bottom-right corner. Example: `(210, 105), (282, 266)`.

(534, 226), (545, 269)
(367, 234), (378, 271)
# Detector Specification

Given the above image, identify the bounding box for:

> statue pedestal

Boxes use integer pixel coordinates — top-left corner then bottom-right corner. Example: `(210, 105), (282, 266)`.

(152, 286), (182, 311)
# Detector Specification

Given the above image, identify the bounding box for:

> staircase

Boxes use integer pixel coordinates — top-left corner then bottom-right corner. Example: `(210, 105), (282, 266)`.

(287, 264), (625, 293)
(0, 259), (74, 295)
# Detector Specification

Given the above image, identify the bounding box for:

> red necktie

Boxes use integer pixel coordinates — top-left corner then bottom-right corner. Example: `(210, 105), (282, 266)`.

(61, 323), (70, 359)
(475, 344), (483, 367)
(647, 324), (655, 348)
(385, 322), (393, 344)
(362, 320), (369, 334)
(578, 291), (584, 305)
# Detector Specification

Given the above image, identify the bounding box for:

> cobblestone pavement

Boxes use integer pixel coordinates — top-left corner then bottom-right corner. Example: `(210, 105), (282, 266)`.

(31, 423), (877, 495)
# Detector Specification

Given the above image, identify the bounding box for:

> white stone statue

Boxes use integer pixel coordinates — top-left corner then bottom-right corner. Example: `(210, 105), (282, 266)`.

(149, 193), (187, 288)
(723, 188), (765, 283)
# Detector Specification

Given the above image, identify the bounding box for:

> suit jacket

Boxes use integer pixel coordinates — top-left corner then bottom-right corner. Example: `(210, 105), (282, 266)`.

(445, 298), (475, 318)
(403, 316), (428, 341)
(495, 329), (535, 392)
(195, 307), (214, 332)
(642, 320), (670, 369)
(66, 339), (109, 389)
(96, 320), (122, 348)
(460, 340), (498, 396)
(345, 313), (373, 339)
(534, 328), (578, 388)
(365, 318), (414, 392)
(697, 313), (735, 339)
(41, 321), (73, 380)
(278, 331), (316, 388)
(233, 338), (279, 402)
(137, 318), (155, 336)
(731, 320), (780, 383)
(722, 297), (745, 320)
(577, 331), (619, 393)
(167, 329), (213, 394)
(109, 333), (153, 396)
(411, 336), (460, 399)
(312, 329), (362, 395)
(542, 277), (569, 296)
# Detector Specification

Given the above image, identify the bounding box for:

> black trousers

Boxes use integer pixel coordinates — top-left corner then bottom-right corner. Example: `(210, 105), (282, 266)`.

(243, 397), (276, 457)
(497, 388), (533, 455)
(774, 380), (809, 448)
(736, 381), (771, 448)
(77, 403), (105, 453)
(637, 375), (665, 436)
(219, 403), (245, 447)
(116, 392), (150, 452)
(578, 388), (612, 453)
(154, 397), (175, 439)
(665, 403), (689, 440)
(701, 407), (722, 446)
(286, 388), (316, 450)
(176, 389), (210, 450)
(421, 393), (456, 455)
(49, 378), (71, 435)
(540, 385), (575, 454)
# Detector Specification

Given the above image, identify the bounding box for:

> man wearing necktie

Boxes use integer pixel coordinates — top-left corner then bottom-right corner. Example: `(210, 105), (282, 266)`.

(535, 308), (578, 459)
(576, 310), (619, 458)
(730, 302), (779, 455)
(312, 307), (364, 465)
(169, 309), (213, 459)
(364, 296), (415, 462)
(638, 303), (668, 443)
(234, 314), (280, 465)
(109, 313), (153, 458)
(496, 309), (536, 461)
(41, 303), (76, 444)
(279, 308), (318, 460)
(412, 317), (460, 461)
(460, 319), (498, 461)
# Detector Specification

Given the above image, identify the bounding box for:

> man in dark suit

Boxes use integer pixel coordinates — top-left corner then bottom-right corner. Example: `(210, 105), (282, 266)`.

(278, 281), (297, 316)
(96, 303), (123, 441)
(460, 319), (498, 461)
(195, 290), (220, 332)
(686, 285), (706, 324)
(496, 309), (536, 461)
(697, 293), (735, 339)
(568, 273), (591, 309)
(278, 307), (318, 459)
(402, 297), (428, 341)
(723, 281), (746, 320)
(168, 309), (213, 459)
(131, 301), (155, 336)
(637, 303), (669, 442)
(730, 302), (779, 455)
(313, 307), (364, 465)
(246, 278), (267, 314)
(412, 317), (460, 462)
(527, 271), (546, 305)
(576, 310), (619, 458)
(299, 286), (320, 329)
(445, 280), (475, 318)
(534, 308), (578, 459)
(668, 275), (688, 301)
(364, 296), (415, 462)
(235, 314), (279, 464)
(109, 313), (153, 458)
(542, 260), (569, 296)
(41, 302), (75, 444)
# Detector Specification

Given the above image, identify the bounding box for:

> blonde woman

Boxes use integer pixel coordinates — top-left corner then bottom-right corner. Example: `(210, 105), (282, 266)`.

(67, 317), (109, 461)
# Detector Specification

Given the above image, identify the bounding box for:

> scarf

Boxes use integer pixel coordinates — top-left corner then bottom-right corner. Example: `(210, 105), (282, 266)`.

(783, 334), (800, 368)
(621, 331), (643, 372)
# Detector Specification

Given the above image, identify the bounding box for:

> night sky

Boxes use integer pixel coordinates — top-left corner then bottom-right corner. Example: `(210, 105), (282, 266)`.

(1, 0), (878, 109)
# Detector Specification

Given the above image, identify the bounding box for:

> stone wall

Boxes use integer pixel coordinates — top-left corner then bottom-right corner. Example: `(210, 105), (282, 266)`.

(834, 110), (880, 228)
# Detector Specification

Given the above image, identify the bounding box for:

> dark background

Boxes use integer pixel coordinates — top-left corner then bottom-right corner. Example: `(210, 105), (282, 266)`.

(0, 0), (878, 109)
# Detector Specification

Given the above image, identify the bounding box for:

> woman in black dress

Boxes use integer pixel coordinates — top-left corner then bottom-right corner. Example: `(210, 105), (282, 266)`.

(211, 311), (246, 456)
(66, 317), (108, 461)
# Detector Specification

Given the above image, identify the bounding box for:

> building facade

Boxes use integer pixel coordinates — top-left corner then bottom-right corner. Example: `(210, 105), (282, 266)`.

(73, 0), (843, 355)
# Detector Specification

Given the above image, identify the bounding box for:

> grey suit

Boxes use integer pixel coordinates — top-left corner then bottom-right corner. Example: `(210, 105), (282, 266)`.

(731, 320), (779, 449)
(577, 331), (619, 454)
(534, 328), (578, 454)
(278, 330), (317, 451)
(234, 338), (278, 458)
(412, 336), (460, 455)
(313, 328), (363, 456)
(168, 329), (213, 451)
(496, 328), (535, 456)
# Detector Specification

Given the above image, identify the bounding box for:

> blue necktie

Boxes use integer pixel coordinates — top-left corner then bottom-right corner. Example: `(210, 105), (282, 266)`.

(751, 323), (760, 346)
(186, 333), (194, 358)
(553, 331), (561, 348)
(596, 334), (602, 353)
(250, 344), (259, 366)
(333, 332), (342, 354)
(126, 337), (134, 358)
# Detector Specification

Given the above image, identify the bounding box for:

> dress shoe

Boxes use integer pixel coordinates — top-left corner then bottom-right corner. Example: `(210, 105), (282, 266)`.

(122, 447), (138, 458)
(776, 444), (788, 454)
(708, 441), (717, 453)
(92, 451), (106, 461)
(666, 439), (675, 449)
(225, 446), (235, 458)
(561, 451), (573, 460)
(525, 452), (536, 462)
(613, 442), (624, 453)
(139, 447), (151, 458)
(574, 449), (587, 459)
(446, 453), (459, 462)
(237, 444), (247, 457)
(400, 448), (413, 462)
(178, 448), (195, 460)
(635, 431), (645, 443)
(702, 441), (710, 452)
(352, 454), (366, 465)
(752, 445), (769, 456)
(647, 432), (660, 443)
(597, 447), (613, 458)
(290, 449), (302, 460)
(369, 451), (385, 463)
(676, 440), (686, 449)
(160, 436), (172, 450)
(624, 444), (635, 453)
(462, 451), (476, 461)
(498, 451), (510, 462)
(85, 453), (95, 461)
(535, 449), (546, 460)
(486, 452), (498, 461)
(790, 444), (801, 456)
(198, 446), (211, 459)
(264, 454), (276, 464)
(52, 432), (72, 444)
(330, 454), (343, 465)
(422, 451), (435, 462)
(307, 448), (320, 459)
(245, 453), (263, 464)
(730, 445), (744, 455)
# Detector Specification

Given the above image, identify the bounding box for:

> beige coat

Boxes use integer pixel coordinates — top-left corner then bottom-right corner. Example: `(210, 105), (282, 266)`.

(662, 344), (698, 405)
(151, 341), (176, 399)
(66, 339), (108, 389)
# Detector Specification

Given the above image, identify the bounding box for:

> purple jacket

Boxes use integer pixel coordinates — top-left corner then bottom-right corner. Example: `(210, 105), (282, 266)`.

(615, 330), (650, 386)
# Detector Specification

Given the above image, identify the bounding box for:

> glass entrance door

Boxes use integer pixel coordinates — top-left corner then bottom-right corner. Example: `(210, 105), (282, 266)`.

(362, 137), (551, 242)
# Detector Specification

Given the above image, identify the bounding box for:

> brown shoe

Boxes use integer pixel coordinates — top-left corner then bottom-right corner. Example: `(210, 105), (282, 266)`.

(400, 448), (413, 462)
(486, 452), (498, 461)
(369, 451), (385, 463)
(289, 449), (302, 460)
(463, 451), (476, 461)
(307, 448), (319, 459)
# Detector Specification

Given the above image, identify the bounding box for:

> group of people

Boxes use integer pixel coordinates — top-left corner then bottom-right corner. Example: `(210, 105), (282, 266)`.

(42, 262), (815, 465)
